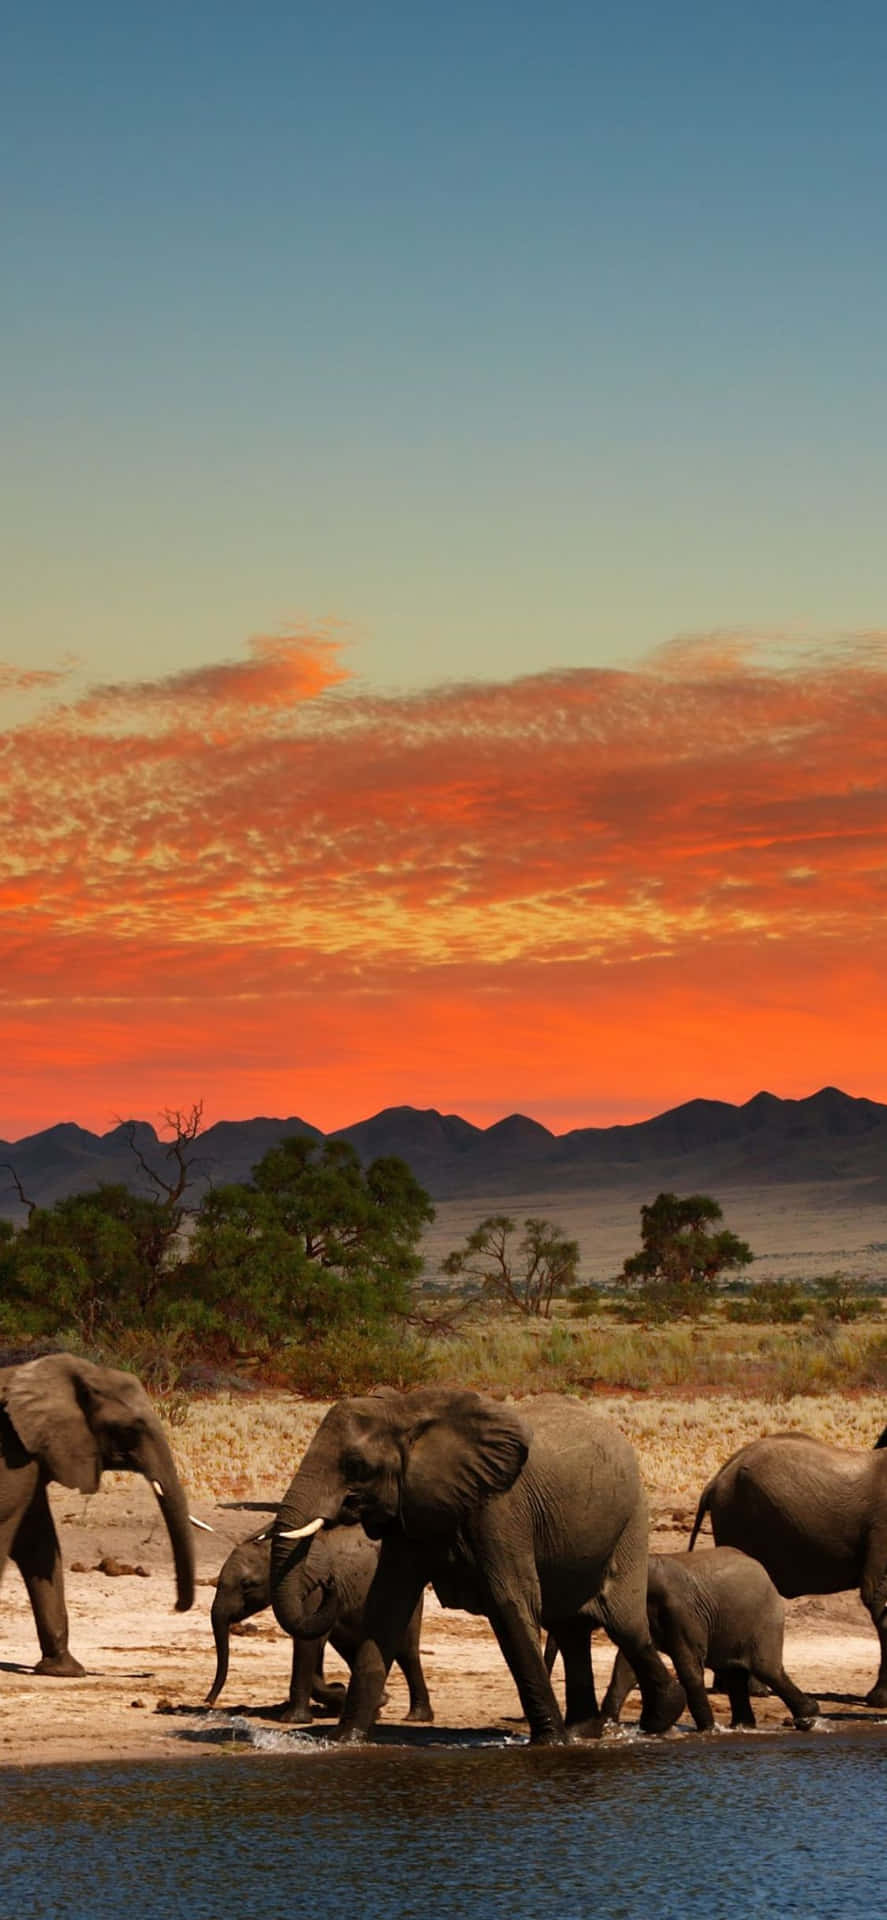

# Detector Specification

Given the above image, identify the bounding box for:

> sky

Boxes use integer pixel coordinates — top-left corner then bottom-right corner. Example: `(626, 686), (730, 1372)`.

(2, 3), (886, 1140)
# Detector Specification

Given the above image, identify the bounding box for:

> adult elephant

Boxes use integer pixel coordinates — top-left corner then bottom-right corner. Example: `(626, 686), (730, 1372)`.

(689, 1430), (887, 1707)
(0, 1351), (195, 1674)
(271, 1388), (685, 1744)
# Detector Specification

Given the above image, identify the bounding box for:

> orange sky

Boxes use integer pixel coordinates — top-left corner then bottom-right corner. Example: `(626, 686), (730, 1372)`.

(2, 630), (886, 1140)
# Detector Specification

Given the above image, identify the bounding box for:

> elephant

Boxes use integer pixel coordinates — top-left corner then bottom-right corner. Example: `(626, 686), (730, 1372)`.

(206, 1524), (433, 1726)
(689, 1430), (887, 1707)
(270, 1387), (686, 1744)
(596, 1547), (820, 1730)
(0, 1351), (195, 1675)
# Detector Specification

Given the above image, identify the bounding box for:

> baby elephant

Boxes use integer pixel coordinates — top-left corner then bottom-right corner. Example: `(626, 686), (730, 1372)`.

(600, 1547), (820, 1731)
(207, 1525), (433, 1726)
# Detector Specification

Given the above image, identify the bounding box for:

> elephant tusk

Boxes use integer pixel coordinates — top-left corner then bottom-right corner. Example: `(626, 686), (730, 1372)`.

(277, 1517), (325, 1540)
(152, 1479), (164, 1497)
(189, 1515), (214, 1532)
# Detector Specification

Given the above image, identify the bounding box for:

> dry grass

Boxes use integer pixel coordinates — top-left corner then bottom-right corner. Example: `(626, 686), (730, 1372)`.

(157, 1377), (887, 1513)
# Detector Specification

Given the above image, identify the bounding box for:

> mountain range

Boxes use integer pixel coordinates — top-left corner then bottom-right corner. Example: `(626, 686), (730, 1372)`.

(1, 1086), (886, 1220)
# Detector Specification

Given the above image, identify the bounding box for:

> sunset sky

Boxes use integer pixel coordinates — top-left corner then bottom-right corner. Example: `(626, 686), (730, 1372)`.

(3, 5), (887, 1140)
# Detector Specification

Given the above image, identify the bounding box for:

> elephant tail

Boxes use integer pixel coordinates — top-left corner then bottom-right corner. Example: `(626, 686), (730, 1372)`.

(688, 1477), (716, 1550)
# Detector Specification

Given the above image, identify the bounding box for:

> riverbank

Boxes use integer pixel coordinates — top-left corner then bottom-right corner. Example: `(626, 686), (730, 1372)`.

(1, 1391), (885, 1767)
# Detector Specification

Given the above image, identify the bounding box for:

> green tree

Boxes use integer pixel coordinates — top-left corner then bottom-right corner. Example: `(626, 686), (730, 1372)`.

(442, 1214), (580, 1318)
(622, 1191), (753, 1301)
(182, 1136), (435, 1353)
(2, 1184), (184, 1343)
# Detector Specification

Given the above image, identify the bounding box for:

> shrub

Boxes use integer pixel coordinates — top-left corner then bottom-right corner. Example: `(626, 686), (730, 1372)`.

(812, 1273), (875, 1324)
(725, 1280), (808, 1325)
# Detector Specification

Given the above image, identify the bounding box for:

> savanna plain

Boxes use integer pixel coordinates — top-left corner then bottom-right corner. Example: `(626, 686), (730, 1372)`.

(2, 1178), (886, 1768)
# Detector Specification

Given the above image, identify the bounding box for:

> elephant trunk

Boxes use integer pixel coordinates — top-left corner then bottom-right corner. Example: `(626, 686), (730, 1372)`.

(271, 1466), (344, 1636)
(285, 1575), (340, 1641)
(135, 1426), (196, 1612)
(206, 1593), (235, 1705)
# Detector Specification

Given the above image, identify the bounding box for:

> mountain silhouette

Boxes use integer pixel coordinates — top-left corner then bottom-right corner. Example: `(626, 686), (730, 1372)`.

(1, 1086), (885, 1219)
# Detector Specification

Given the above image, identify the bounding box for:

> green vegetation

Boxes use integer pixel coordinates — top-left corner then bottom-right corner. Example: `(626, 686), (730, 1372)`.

(0, 1135), (434, 1390)
(1, 1164), (884, 1401)
(441, 1213), (580, 1317)
(622, 1191), (753, 1314)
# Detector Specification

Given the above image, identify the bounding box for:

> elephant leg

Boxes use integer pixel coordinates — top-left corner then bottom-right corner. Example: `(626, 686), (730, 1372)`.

(468, 1512), (568, 1744)
(335, 1539), (427, 1744)
(12, 1485), (84, 1677)
(725, 1668), (756, 1728)
(599, 1648), (636, 1726)
(549, 1616), (599, 1727)
(596, 1508), (685, 1735)
(396, 1598), (434, 1723)
(485, 1592), (569, 1743)
(864, 1619), (887, 1710)
(717, 1668), (766, 1696)
(309, 1640), (347, 1716)
(665, 1637), (713, 1733)
(278, 1635), (324, 1724)
(754, 1661), (819, 1726)
(859, 1566), (887, 1707)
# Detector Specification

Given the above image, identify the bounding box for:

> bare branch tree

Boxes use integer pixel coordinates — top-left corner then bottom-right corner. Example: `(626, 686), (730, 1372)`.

(0, 1163), (37, 1220)
(442, 1214), (580, 1318)
(119, 1100), (210, 1210)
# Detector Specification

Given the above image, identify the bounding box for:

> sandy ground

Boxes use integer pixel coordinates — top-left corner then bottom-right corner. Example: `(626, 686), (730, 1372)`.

(2, 1396), (886, 1767)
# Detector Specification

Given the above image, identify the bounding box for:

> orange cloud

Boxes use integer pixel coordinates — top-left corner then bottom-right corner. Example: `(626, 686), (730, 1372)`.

(1, 628), (886, 1136)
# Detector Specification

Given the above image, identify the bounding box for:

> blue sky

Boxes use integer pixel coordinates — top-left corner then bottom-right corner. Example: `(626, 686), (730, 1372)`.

(3, 4), (887, 1136)
(5, 1), (887, 690)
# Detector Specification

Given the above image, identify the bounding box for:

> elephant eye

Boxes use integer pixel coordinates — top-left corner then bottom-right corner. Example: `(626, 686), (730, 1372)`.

(342, 1449), (375, 1483)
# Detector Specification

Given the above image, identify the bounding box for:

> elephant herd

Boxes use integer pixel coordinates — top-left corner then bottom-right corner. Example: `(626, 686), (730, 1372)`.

(3, 1353), (887, 1743)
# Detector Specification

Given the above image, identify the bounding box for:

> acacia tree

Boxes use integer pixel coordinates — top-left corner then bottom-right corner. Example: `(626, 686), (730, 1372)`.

(622, 1192), (752, 1299)
(442, 1214), (580, 1318)
(181, 1135), (435, 1351)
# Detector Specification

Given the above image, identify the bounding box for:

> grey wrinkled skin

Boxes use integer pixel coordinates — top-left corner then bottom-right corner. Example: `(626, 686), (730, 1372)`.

(596, 1547), (820, 1730)
(689, 1430), (887, 1709)
(0, 1352), (195, 1676)
(271, 1388), (685, 1745)
(207, 1524), (432, 1725)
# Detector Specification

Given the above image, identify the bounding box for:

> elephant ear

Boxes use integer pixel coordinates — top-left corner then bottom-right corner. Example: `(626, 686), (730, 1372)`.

(2, 1354), (102, 1493)
(401, 1391), (530, 1538)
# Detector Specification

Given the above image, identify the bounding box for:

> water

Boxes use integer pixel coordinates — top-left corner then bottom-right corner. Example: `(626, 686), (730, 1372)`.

(1, 1727), (883, 1920)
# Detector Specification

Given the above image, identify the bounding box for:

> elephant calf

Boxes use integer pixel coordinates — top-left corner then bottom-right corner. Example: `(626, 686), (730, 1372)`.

(207, 1526), (433, 1727)
(600, 1547), (820, 1731)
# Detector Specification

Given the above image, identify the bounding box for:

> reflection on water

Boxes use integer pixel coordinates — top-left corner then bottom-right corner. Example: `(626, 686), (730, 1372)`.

(2, 1731), (885, 1920)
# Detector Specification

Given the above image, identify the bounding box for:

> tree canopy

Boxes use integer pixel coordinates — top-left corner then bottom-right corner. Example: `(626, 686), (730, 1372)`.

(0, 1136), (434, 1361)
(180, 1136), (435, 1351)
(622, 1191), (753, 1300)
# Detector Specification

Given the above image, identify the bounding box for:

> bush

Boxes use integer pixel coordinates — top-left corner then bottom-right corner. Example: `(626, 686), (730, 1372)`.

(280, 1324), (434, 1397)
(812, 1273), (875, 1324)
(611, 1281), (716, 1323)
(568, 1284), (601, 1319)
(725, 1280), (808, 1325)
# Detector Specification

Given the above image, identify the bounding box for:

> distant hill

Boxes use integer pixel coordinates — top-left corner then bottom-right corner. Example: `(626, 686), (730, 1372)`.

(2, 1086), (886, 1220)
